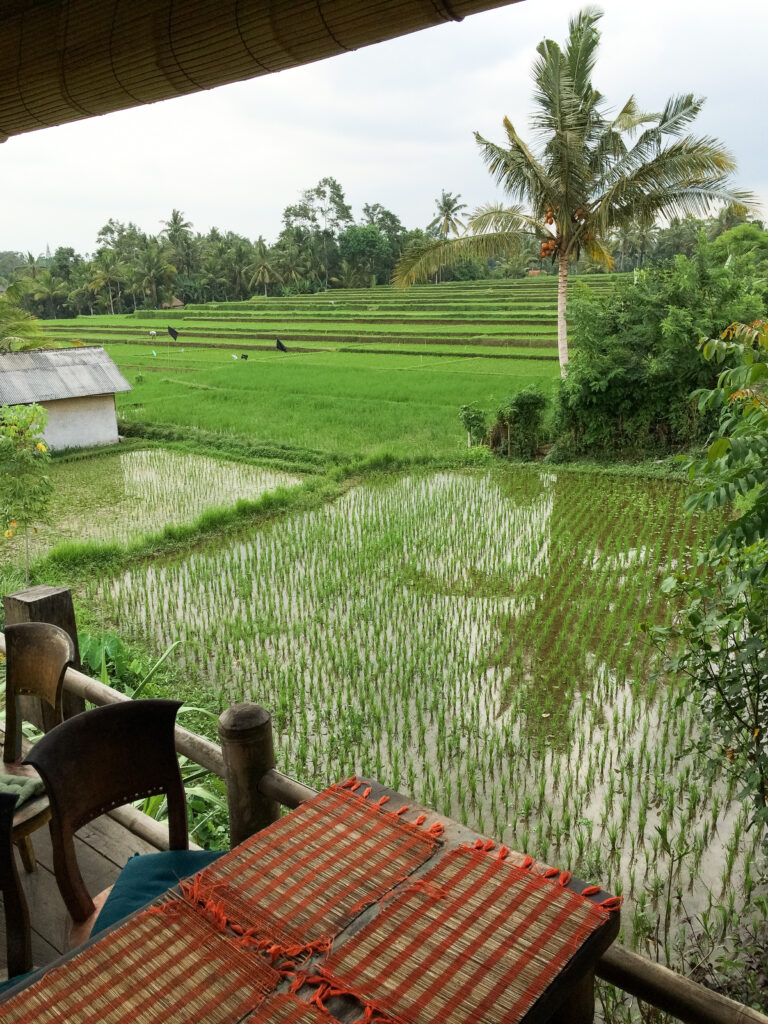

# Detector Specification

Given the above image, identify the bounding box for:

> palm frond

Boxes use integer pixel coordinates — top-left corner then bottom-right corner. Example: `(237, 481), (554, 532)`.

(466, 203), (540, 236)
(475, 122), (555, 211)
(591, 136), (753, 236)
(593, 94), (707, 191)
(392, 230), (525, 288)
(583, 236), (615, 270)
(610, 95), (658, 135)
(563, 6), (603, 101)
(0, 299), (45, 353)
(655, 93), (706, 137)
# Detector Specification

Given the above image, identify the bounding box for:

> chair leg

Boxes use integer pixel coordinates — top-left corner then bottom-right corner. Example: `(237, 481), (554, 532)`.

(16, 835), (36, 873)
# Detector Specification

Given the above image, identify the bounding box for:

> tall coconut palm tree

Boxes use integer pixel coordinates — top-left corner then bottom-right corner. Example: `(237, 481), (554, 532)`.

(31, 270), (67, 319)
(136, 242), (177, 307)
(394, 6), (752, 373)
(161, 209), (193, 248)
(91, 251), (127, 314)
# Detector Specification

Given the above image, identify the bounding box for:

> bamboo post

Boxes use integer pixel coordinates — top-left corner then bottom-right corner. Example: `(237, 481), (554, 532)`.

(218, 702), (280, 847)
(3, 585), (86, 730)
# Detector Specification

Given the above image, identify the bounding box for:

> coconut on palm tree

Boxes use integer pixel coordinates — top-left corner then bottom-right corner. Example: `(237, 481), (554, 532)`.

(394, 6), (752, 373)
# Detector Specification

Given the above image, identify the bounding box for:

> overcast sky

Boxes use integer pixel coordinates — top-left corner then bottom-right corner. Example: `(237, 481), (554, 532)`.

(1, 0), (765, 258)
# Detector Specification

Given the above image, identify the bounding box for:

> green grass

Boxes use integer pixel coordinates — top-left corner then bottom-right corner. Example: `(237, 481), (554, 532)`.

(43, 276), (631, 357)
(110, 344), (558, 459)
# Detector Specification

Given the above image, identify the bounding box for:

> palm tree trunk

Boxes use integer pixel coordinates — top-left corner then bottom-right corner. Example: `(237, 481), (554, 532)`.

(557, 256), (569, 375)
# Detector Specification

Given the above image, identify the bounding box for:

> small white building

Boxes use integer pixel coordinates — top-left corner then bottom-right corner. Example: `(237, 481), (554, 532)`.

(0, 346), (132, 450)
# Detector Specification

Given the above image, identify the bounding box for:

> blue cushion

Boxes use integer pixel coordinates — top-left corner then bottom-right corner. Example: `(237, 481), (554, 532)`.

(0, 970), (36, 996)
(92, 849), (225, 936)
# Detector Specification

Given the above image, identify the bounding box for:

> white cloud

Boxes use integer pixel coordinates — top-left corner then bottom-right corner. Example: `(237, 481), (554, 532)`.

(0, 0), (765, 256)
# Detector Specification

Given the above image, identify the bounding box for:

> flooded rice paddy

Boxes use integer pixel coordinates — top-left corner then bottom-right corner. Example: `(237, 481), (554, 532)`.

(86, 469), (764, 975)
(0, 448), (301, 563)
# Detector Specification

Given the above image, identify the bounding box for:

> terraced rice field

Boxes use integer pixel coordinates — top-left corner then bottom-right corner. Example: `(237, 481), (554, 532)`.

(80, 467), (765, 981)
(43, 275), (626, 356)
(0, 449), (300, 568)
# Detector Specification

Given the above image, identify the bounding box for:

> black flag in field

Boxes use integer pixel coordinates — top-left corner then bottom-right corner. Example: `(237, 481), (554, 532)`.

(167, 326), (179, 341)
(276, 338), (288, 352)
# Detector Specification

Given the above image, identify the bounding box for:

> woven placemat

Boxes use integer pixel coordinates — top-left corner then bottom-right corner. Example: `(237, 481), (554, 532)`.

(183, 783), (439, 954)
(321, 847), (612, 1024)
(1, 899), (279, 1024)
(245, 992), (339, 1023)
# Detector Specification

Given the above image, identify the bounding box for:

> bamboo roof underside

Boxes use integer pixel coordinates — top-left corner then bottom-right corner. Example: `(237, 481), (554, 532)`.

(0, 0), (522, 142)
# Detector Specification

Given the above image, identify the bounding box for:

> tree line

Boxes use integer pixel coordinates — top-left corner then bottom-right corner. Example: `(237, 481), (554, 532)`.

(0, 178), (759, 322)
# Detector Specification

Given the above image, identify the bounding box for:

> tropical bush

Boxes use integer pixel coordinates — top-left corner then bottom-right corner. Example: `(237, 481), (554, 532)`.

(0, 404), (52, 584)
(651, 320), (768, 848)
(458, 404), (487, 447)
(554, 238), (765, 455)
(492, 387), (548, 459)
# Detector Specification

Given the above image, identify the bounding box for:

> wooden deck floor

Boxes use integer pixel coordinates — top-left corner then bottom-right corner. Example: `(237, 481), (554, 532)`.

(1, 812), (160, 980)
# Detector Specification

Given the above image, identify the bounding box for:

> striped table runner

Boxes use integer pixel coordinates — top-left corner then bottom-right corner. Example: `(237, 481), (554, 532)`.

(321, 846), (612, 1023)
(0, 899), (279, 1024)
(184, 783), (440, 957)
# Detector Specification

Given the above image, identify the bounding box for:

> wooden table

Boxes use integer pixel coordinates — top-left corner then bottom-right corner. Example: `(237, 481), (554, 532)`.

(0, 777), (620, 1023)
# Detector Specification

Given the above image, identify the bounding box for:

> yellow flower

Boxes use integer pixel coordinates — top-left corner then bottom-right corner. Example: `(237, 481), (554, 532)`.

(11, 519), (17, 528)
(4, 529), (14, 538)
(36, 442), (47, 452)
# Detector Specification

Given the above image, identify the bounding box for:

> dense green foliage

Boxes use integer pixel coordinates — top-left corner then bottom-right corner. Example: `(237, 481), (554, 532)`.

(0, 404), (53, 584)
(554, 239), (766, 455)
(493, 387), (549, 459)
(652, 321), (768, 850)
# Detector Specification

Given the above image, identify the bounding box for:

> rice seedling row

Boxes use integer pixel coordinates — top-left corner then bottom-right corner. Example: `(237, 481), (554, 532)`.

(81, 468), (764, 973)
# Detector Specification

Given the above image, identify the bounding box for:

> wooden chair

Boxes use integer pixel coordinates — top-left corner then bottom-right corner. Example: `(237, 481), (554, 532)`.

(0, 791), (32, 983)
(24, 699), (220, 942)
(3, 622), (76, 873)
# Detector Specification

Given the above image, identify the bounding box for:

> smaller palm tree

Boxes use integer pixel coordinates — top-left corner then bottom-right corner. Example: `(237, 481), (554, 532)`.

(428, 190), (467, 239)
(248, 240), (283, 297)
(428, 191), (468, 283)
(0, 287), (45, 352)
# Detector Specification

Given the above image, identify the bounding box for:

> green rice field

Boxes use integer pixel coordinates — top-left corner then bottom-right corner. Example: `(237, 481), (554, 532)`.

(107, 346), (556, 459)
(43, 275), (625, 356)
(46, 461), (759, 1000)
(13, 275), (767, 1015)
(0, 449), (301, 566)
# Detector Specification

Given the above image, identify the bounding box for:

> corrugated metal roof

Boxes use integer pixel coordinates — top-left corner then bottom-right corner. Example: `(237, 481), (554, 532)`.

(0, 347), (132, 405)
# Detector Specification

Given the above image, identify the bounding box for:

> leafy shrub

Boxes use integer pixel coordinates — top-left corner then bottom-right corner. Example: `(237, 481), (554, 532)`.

(555, 237), (765, 455)
(649, 321), (768, 849)
(493, 387), (548, 460)
(458, 404), (488, 447)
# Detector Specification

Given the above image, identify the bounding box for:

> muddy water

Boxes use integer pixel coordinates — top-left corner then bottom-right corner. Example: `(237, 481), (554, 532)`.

(0, 449), (301, 564)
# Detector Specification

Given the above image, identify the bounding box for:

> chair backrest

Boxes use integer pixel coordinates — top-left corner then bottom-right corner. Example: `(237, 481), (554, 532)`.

(24, 699), (188, 923)
(0, 791), (32, 978)
(3, 622), (76, 764)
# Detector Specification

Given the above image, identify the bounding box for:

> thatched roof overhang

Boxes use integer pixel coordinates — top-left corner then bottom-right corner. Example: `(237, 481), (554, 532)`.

(0, 0), (522, 142)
